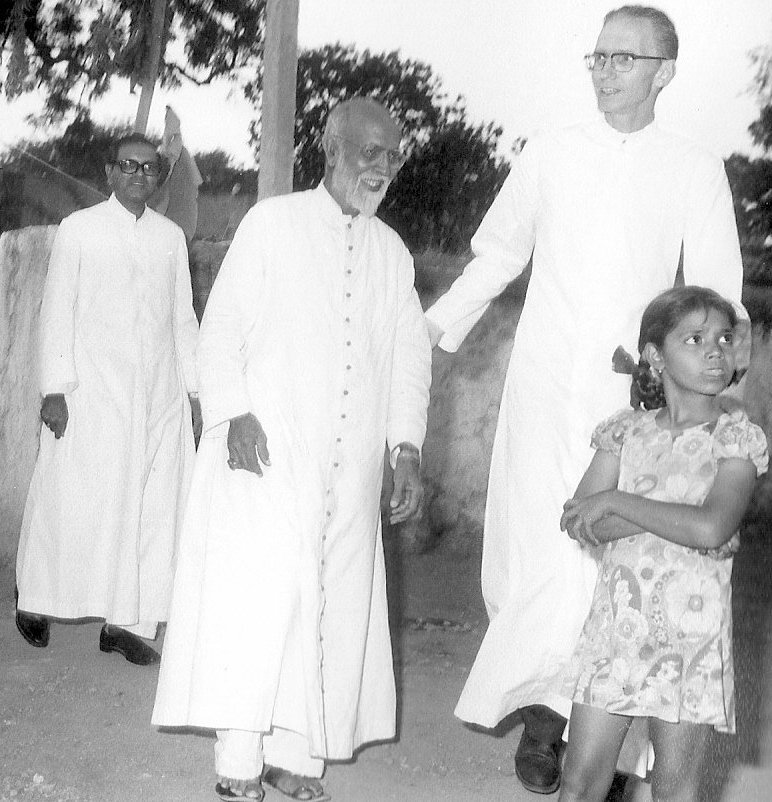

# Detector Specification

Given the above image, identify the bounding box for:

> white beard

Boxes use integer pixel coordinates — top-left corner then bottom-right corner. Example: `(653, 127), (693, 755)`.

(346, 173), (390, 218)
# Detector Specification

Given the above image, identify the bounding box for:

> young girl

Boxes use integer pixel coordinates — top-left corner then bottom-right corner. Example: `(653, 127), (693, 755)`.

(558, 286), (768, 802)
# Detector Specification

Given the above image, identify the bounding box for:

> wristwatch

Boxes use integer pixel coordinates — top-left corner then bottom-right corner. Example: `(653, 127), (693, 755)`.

(389, 442), (420, 469)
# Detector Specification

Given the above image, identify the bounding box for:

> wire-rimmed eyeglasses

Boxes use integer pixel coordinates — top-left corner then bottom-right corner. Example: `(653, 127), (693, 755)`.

(333, 136), (407, 170)
(584, 51), (665, 72)
(111, 158), (162, 177)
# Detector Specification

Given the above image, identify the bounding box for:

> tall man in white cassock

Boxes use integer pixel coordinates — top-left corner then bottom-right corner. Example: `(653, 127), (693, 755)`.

(15, 133), (200, 666)
(152, 98), (432, 802)
(425, 5), (747, 796)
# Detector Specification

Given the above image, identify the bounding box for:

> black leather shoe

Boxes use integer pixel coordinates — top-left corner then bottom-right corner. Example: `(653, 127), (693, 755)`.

(99, 624), (160, 665)
(16, 610), (50, 648)
(515, 729), (562, 794)
(14, 586), (50, 648)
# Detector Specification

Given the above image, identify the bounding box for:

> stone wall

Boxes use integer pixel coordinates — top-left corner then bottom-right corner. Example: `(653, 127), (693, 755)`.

(0, 226), (58, 565)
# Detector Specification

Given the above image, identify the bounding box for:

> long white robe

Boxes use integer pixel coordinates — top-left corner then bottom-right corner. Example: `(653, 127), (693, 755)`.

(152, 184), (432, 759)
(425, 117), (744, 728)
(16, 195), (198, 626)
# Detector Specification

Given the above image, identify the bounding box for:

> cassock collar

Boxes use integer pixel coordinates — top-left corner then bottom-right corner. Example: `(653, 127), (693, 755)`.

(588, 113), (659, 149)
(312, 182), (364, 229)
(107, 193), (150, 224)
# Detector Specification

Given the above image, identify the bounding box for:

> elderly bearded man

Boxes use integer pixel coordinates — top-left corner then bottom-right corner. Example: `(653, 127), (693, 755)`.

(426, 5), (747, 796)
(15, 133), (200, 665)
(152, 97), (431, 802)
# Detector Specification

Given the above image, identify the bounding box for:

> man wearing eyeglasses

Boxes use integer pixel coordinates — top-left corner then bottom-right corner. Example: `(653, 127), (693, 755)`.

(15, 133), (200, 668)
(425, 5), (746, 796)
(152, 97), (430, 802)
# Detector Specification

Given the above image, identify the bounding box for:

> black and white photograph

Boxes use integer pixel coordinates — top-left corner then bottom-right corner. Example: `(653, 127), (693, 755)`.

(1, 2), (771, 800)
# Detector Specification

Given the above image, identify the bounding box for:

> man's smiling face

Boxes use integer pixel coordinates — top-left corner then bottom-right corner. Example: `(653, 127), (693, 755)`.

(327, 112), (403, 218)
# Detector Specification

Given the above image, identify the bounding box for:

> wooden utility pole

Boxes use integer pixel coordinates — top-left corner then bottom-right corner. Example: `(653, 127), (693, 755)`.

(258, 0), (299, 200)
(134, 0), (168, 134)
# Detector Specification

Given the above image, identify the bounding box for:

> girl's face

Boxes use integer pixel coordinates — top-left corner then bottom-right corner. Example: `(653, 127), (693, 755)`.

(647, 307), (736, 400)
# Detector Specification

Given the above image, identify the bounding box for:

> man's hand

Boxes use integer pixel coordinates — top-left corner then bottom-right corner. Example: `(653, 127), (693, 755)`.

(41, 393), (68, 439)
(389, 446), (423, 524)
(227, 413), (270, 476)
(426, 317), (444, 349)
(189, 394), (203, 443)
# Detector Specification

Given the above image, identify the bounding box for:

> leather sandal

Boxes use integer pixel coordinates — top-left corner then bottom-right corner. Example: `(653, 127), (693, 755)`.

(262, 766), (330, 801)
(215, 779), (264, 801)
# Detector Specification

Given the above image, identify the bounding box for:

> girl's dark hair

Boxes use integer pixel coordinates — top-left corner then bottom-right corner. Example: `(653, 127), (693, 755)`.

(637, 285), (737, 353)
(627, 286), (737, 410)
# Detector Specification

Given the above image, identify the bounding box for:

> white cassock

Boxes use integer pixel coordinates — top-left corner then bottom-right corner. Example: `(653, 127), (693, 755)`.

(425, 117), (744, 729)
(152, 184), (432, 759)
(16, 195), (198, 627)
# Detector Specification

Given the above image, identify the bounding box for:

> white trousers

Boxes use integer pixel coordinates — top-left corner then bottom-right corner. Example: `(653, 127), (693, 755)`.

(215, 727), (325, 781)
(110, 621), (158, 639)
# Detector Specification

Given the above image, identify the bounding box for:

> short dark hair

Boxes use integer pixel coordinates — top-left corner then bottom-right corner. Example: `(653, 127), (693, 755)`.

(107, 133), (159, 165)
(605, 5), (679, 60)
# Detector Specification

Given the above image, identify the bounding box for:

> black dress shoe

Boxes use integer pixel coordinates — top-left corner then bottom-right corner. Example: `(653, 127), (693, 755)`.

(16, 610), (50, 648)
(515, 729), (562, 794)
(99, 624), (160, 665)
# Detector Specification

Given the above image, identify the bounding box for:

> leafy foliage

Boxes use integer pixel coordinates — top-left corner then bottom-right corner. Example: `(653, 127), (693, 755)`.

(748, 45), (772, 152)
(245, 43), (511, 251)
(732, 44), (772, 284)
(380, 115), (510, 252)
(725, 154), (772, 239)
(0, 0), (266, 121)
(725, 153), (772, 284)
(0, 115), (131, 188)
(0, 115), (132, 231)
(195, 149), (258, 194)
(3, 6), (511, 251)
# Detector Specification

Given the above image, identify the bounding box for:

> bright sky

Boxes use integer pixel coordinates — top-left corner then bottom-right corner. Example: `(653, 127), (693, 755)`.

(2, 0), (771, 166)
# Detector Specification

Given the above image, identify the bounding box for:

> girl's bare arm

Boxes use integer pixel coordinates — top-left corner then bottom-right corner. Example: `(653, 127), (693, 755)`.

(563, 458), (757, 550)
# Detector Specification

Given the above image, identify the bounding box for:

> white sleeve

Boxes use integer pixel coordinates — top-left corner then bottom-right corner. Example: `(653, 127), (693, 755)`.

(39, 219), (80, 395)
(386, 248), (432, 455)
(197, 210), (265, 432)
(424, 140), (540, 352)
(172, 229), (199, 393)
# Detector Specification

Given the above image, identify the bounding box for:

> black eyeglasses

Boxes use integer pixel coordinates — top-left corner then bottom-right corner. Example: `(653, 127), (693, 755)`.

(334, 136), (407, 170)
(112, 158), (162, 177)
(584, 52), (665, 72)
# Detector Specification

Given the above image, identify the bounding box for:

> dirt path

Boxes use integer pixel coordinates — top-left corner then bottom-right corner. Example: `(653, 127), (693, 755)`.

(2, 513), (772, 802)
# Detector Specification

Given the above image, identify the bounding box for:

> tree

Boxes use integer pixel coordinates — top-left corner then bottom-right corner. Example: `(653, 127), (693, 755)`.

(0, 0), (266, 121)
(1, 115), (128, 186)
(0, 115), (129, 231)
(748, 45), (772, 152)
(724, 153), (772, 285)
(245, 43), (510, 251)
(195, 149), (259, 194)
(725, 44), (772, 284)
(725, 154), (772, 238)
(380, 114), (509, 252)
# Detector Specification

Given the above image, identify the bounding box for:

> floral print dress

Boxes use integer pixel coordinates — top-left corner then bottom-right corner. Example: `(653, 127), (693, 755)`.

(568, 408), (768, 732)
